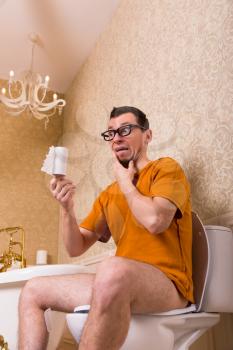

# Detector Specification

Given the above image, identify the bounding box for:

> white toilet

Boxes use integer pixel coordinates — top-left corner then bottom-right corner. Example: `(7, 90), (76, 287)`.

(66, 212), (233, 349)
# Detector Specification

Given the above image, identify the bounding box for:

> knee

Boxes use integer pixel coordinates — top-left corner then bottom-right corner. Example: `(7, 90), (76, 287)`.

(19, 277), (45, 308)
(93, 257), (133, 310)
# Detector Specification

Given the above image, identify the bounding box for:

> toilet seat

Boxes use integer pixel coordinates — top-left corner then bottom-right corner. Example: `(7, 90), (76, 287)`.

(73, 303), (197, 316)
(150, 304), (196, 316)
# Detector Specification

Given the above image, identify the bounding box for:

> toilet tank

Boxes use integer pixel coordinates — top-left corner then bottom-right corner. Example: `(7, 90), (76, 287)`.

(201, 225), (233, 312)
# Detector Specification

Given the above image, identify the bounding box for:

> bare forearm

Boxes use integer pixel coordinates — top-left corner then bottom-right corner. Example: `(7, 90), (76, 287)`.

(122, 180), (177, 234)
(123, 184), (162, 233)
(61, 208), (85, 257)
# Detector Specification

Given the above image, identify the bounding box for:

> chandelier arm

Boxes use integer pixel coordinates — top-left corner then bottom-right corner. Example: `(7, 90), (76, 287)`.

(8, 80), (26, 104)
(0, 94), (28, 109)
(36, 99), (66, 112)
(33, 83), (48, 105)
(33, 108), (56, 117)
(8, 81), (18, 100)
(29, 105), (56, 119)
(41, 85), (50, 103)
(40, 99), (66, 107)
(3, 105), (27, 116)
(29, 79), (40, 106)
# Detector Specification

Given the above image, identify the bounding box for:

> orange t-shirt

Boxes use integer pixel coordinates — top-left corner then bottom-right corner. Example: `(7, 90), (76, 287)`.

(80, 157), (194, 303)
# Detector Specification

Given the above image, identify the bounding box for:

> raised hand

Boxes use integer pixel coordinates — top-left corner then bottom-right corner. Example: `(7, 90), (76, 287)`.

(50, 176), (76, 212)
(113, 153), (137, 194)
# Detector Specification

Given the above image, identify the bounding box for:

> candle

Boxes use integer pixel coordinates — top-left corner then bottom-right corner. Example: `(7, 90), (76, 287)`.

(36, 250), (48, 265)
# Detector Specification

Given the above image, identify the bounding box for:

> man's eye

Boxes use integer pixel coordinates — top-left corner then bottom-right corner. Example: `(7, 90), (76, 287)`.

(120, 127), (130, 135)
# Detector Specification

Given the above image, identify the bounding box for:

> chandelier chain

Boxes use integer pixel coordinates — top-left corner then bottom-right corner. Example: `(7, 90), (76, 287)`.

(30, 42), (35, 72)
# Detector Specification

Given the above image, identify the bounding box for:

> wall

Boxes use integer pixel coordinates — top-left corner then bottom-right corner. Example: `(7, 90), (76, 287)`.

(0, 81), (63, 265)
(58, 0), (233, 348)
(59, 0), (233, 260)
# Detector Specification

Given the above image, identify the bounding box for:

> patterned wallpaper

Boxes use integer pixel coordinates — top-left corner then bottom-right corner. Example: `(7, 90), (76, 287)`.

(0, 84), (63, 265)
(58, 0), (233, 264)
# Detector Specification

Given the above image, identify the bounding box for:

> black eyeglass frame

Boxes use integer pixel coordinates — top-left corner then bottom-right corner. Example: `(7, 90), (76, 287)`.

(101, 124), (148, 141)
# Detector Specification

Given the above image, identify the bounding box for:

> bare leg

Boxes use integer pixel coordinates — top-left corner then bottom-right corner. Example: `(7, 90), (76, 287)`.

(79, 257), (188, 350)
(18, 273), (95, 350)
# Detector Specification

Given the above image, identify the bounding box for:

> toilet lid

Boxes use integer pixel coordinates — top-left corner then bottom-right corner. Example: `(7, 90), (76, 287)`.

(192, 212), (210, 312)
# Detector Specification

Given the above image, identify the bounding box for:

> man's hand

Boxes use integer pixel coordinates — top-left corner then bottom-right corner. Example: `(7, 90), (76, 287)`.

(113, 154), (137, 194)
(50, 176), (76, 212)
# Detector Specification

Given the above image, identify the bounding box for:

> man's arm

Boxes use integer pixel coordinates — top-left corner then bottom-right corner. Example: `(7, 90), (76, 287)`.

(114, 160), (177, 234)
(61, 208), (99, 257)
(124, 189), (177, 234)
(50, 176), (100, 257)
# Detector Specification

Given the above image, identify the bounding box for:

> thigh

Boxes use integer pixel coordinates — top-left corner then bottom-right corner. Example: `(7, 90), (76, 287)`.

(98, 256), (188, 314)
(25, 273), (95, 312)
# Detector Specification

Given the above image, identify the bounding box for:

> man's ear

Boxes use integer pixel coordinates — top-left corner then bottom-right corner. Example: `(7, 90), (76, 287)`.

(145, 129), (152, 145)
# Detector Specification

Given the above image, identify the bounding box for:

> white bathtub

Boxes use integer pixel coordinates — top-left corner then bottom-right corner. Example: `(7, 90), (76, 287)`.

(0, 264), (88, 349)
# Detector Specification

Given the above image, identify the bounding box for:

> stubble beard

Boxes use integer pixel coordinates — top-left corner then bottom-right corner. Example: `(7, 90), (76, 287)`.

(118, 155), (135, 169)
(116, 148), (141, 168)
(119, 159), (131, 168)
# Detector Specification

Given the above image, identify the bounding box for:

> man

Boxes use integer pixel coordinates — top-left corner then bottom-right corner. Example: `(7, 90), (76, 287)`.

(19, 106), (193, 350)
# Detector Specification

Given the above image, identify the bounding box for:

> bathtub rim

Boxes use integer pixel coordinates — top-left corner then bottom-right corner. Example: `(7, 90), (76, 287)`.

(0, 263), (88, 284)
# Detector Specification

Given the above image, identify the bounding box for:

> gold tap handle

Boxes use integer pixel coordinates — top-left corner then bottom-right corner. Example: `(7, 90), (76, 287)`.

(0, 226), (22, 233)
(0, 335), (8, 350)
(21, 227), (26, 268)
(0, 226), (26, 269)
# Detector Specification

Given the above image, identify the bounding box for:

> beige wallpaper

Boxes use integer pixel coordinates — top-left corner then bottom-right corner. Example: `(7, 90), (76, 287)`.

(57, 1), (233, 348)
(59, 0), (233, 262)
(0, 81), (63, 265)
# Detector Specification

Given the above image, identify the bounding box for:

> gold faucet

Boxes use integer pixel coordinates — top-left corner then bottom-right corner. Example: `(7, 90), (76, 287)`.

(0, 226), (26, 272)
(0, 335), (8, 350)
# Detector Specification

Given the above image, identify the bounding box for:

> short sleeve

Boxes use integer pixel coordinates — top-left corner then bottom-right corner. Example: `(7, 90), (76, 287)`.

(150, 158), (189, 218)
(80, 193), (111, 243)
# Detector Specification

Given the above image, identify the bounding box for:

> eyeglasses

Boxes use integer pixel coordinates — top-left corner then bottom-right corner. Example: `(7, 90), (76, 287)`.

(101, 124), (147, 141)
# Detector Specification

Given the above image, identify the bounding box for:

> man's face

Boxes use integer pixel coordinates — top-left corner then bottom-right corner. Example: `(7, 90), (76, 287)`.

(107, 113), (149, 167)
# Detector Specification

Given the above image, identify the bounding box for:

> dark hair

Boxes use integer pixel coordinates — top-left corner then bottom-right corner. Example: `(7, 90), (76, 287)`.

(110, 106), (149, 129)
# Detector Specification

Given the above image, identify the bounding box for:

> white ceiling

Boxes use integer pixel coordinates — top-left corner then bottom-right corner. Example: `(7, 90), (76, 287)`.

(0, 0), (120, 93)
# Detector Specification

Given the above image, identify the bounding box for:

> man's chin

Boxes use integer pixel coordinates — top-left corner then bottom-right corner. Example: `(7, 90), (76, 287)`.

(119, 159), (130, 168)
(117, 156), (134, 169)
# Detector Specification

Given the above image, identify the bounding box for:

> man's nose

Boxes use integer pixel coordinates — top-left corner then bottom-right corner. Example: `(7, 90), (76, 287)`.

(112, 132), (123, 142)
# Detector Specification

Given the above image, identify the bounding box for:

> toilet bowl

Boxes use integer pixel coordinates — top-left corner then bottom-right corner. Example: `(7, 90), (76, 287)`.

(66, 212), (233, 349)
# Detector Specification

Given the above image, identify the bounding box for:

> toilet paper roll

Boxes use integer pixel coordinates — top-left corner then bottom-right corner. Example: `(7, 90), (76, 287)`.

(41, 146), (68, 175)
(36, 250), (48, 265)
(53, 147), (68, 175)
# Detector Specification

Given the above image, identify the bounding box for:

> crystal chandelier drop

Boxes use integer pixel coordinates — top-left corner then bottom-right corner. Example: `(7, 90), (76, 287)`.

(0, 33), (66, 126)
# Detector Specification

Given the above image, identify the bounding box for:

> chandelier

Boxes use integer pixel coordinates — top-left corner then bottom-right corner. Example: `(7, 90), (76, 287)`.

(0, 33), (66, 127)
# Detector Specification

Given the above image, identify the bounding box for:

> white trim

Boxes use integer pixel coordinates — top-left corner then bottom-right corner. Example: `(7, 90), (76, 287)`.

(76, 249), (115, 266)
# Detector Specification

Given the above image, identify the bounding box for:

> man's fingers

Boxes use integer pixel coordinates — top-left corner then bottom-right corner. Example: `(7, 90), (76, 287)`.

(128, 160), (134, 169)
(112, 151), (119, 162)
(50, 176), (76, 203)
(54, 174), (65, 180)
(50, 177), (57, 190)
(53, 184), (76, 199)
(60, 189), (76, 203)
(50, 177), (73, 191)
